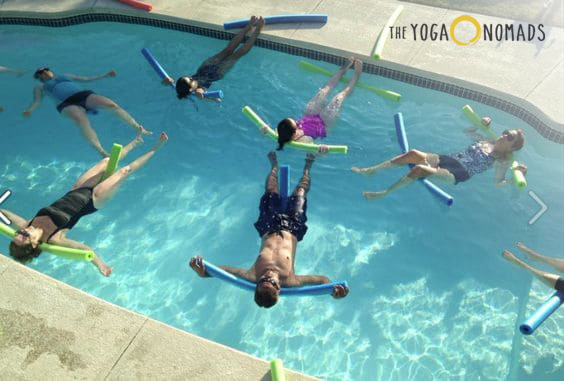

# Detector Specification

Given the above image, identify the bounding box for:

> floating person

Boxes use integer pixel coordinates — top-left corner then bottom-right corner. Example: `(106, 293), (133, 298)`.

(23, 67), (151, 157)
(163, 16), (265, 99)
(272, 57), (362, 153)
(352, 118), (528, 200)
(1, 132), (168, 277)
(1, 65), (26, 111)
(503, 242), (564, 292)
(189, 152), (349, 308)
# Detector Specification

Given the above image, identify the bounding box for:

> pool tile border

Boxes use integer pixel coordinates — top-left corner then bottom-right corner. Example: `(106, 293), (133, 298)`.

(1, 12), (562, 144)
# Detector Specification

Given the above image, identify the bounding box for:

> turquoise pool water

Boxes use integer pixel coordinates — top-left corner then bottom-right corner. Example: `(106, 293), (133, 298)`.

(1, 23), (563, 381)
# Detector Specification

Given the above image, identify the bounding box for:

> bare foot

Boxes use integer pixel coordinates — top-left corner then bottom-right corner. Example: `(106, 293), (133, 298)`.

(98, 264), (113, 277)
(153, 132), (169, 151)
(353, 58), (362, 74)
(363, 191), (387, 200)
(256, 16), (265, 31)
(138, 125), (152, 136)
(502, 250), (520, 266)
(246, 16), (257, 30)
(340, 56), (354, 71)
(122, 132), (144, 158)
(267, 151), (278, 167)
(352, 166), (376, 176)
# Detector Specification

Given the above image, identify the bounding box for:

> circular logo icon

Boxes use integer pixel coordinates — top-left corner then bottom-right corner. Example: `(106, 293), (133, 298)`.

(450, 15), (481, 46)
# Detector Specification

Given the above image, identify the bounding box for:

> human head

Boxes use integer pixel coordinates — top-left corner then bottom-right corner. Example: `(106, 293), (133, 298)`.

(33, 67), (53, 82)
(175, 76), (198, 99)
(254, 273), (280, 308)
(9, 227), (42, 264)
(496, 129), (525, 154)
(276, 118), (298, 150)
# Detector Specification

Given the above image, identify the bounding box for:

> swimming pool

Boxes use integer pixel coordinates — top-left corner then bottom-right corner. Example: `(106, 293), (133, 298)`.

(1, 21), (563, 380)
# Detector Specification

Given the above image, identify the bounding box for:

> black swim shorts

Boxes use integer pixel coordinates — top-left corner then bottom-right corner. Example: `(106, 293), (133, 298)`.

(556, 277), (564, 292)
(438, 155), (471, 184)
(56, 90), (95, 113)
(254, 192), (308, 241)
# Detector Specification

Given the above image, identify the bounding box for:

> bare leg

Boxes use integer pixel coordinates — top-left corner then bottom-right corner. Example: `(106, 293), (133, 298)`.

(503, 250), (560, 289)
(265, 151), (279, 193)
(92, 256), (112, 277)
(218, 16), (257, 59)
(228, 16), (264, 60)
(517, 243), (564, 272)
(320, 58), (362, 128)
(72, 133), (144, 190)
(292, 154), (315, 214)
(352, 150), (432, 176)
(92, 132), (168, 209)
(62, 105), (108, 157)
(304, 56), (354, 116)
(85, 94), (151, 136)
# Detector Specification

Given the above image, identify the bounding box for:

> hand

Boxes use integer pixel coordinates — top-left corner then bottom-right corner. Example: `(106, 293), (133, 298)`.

(195, 88), (205, 99)
(189, 256), (207, 277)
(332, 284), (349, 299)
(516, 242), (526, 250)
(23, 110), (32, 117)
(106, 70), (117, 78)
(260, 126), (269, 135)
(317, 145), (329, 155)
(162, 77), (174, 86)
(514, 163), (528, 176)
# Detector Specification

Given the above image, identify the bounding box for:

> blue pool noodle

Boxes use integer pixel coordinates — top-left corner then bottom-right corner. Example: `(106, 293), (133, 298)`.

(393, 113), (454, 206)
(280, 165), (290, 210)
(520, 290), (564, 335)
(202, 260), (347, 296)
(141, 48), (223, 100)
(224, 14), (328, 30)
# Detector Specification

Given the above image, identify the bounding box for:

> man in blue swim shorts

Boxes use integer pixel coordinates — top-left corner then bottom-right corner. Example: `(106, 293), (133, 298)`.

(23, 67), (150, 157)
(189, 152), (349, 308)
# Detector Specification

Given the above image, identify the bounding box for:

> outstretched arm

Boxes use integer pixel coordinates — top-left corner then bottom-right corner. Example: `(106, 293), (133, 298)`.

(464, 127), (487, 142)
(0, 66), (25, 75)
(23, 85), (44, 117)
(49, 230), (112, 277)
(65, 70), (116, 82)
(0, 209), (29, 229)
(189, 256), (256, 282)
(290, 274), (349, 299)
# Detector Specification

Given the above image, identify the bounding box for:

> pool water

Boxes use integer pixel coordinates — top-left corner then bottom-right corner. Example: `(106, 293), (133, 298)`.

(1, 22), (563, 381)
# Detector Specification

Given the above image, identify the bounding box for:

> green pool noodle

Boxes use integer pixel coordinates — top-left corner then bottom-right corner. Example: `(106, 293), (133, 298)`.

(1, 221), (94, 261)
(270, 359), (286, 381)
(462, 105), (527, 189)
(298, 60), (401, 102)
(242, 106), (348, 154)
(373, 5), (404, 61)
(102, 143), (123, 180)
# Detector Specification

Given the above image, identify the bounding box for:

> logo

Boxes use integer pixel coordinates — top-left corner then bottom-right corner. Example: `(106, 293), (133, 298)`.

(450, 15), (481, 46)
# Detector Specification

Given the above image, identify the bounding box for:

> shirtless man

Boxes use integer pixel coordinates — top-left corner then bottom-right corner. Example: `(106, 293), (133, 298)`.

(189, 152), (349, 308)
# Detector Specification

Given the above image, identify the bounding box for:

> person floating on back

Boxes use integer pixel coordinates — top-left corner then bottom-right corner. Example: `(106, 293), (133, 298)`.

(189, 151), (349, 308)
(503, 242), (564, 292)
(163, 16), (265, 100)
(352, 118), (527, 200)
(2, 132), (168, 277)
(24, 67), (151, 157)
(270, 56), (362, 154)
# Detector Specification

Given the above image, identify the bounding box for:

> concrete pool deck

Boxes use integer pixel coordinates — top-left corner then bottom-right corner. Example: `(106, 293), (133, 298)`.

(1, 0), (563, 138)
(0, 254), (317, 380)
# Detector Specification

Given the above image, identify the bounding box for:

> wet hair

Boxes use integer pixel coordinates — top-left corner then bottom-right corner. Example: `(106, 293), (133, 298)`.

(175, 77), (193, 99)
(9, 240), (42, 264)
(33, 67), (49, 80)
(276, 118), (296, 151)
(511, 129), (525, 152)
(254, 283), (279, 308)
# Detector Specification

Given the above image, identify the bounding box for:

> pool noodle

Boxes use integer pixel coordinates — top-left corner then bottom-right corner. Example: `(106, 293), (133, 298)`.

(270, 359), (286, 381)
(280, 166), (290, 210)
(141, 48), (223, 99)
(0, 222), (94, 261)
(462, 105), (526, 189)
(224, 14), (328, 30)
(373, 5), (404, 61)
(298, 61), (401, 102)
(102, 143), (123, 180)
(202, 260), (348, 296)
(394, 113), (454, 206)
(242, 106), (348, 154)
(119, 0), (152, 12)
(519, 291), (564, 335)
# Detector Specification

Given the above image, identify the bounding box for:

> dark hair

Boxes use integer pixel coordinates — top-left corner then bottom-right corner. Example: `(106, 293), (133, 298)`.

(9, 240), (42, 264)
(175, 77), (193, 99)
(254, 283), (279, 308)
(511, 129), (525, 151)
(34, 67), (49, 80)
(276, 118), (296, 151)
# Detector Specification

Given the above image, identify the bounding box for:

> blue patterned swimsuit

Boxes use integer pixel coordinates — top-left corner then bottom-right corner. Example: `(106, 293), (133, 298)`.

(439, 142), (495, 184)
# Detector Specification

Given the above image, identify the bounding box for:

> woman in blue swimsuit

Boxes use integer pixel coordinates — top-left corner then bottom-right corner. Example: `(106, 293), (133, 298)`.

(1, 132), (168, 277)
(352, 118), (528, 200)
(24, 68), (150, 157)
(163, 16), (264, 100)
